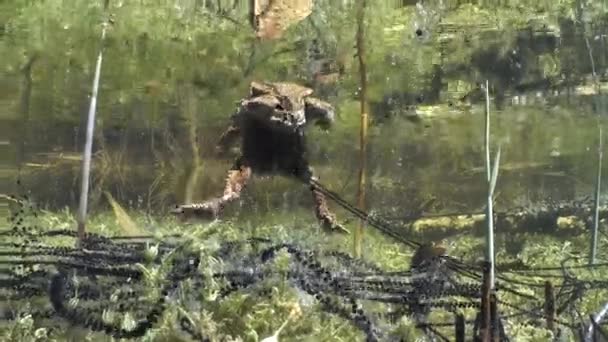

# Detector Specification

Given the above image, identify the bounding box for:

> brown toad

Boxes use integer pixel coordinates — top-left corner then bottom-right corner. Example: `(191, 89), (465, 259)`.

(172, 81), (348, 234)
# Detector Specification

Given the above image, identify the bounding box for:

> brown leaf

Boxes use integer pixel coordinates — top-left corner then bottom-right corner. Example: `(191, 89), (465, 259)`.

(254, 0), (313, 40)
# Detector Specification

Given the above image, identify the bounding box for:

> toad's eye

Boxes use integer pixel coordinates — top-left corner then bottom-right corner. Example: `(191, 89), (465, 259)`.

(275, 104), (284, 111)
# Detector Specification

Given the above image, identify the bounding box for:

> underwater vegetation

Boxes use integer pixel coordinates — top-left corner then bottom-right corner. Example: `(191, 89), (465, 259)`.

(1, 186), (608, 341)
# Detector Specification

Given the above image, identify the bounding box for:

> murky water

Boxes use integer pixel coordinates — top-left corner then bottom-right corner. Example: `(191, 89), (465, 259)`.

(3, 3), (608, 341)
(1, 1), (607, 227)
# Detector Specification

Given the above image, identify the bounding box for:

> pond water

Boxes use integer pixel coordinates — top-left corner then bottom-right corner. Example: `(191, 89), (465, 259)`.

(1, 1), (607, 231)
(3, 2), (608, 342)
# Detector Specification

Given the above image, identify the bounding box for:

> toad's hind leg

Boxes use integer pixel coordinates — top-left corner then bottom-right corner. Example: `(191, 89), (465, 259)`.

(311, 186), (350, 234)
(295, 165), (349, 234)
(172, 159), (252, 220)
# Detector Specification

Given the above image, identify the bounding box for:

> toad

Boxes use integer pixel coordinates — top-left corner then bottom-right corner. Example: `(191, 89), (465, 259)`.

(172, 81), (348, 234)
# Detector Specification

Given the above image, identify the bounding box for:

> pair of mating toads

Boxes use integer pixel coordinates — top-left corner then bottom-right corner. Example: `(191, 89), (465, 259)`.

(171, 81), (349, 234)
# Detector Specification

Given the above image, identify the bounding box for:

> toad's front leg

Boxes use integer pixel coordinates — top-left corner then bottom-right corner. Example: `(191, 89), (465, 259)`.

(172, 160), (252, 220)
(215, 123), (240, 155)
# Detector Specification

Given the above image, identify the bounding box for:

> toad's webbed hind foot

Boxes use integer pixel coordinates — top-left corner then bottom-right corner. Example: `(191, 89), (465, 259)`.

(311, 186), (350, 234)
(319, 213), (350, 234)
(171, 199), (223, 220)
(171, 163), (252, 221)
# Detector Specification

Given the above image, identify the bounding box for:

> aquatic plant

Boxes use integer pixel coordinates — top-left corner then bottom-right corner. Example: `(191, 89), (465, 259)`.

(1, 191), (607, 341)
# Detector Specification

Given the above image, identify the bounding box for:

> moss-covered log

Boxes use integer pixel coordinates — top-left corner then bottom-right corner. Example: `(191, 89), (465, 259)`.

(387, 198), (607, 237)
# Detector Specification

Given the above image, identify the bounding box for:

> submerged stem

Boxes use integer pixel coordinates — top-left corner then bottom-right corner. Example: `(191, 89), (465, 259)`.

(590, 124), (602, 265)
(586, 302), (608, 341)
(77, 20), (109, 244)
(484, 80), (495, 289)
(354, 0), (368, 258)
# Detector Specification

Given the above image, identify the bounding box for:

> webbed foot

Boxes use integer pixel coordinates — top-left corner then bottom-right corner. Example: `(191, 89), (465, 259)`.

(319, 214), (350, 234)
(310, 184), (349, 234)
(171, 199), (222, 221)
(172, 163), (251, 222)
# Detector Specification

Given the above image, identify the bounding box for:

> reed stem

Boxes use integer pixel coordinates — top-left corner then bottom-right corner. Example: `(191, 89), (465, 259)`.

(77, 19), (109, 244)
(484, 80), (495, 289)
(354, 0), (368, 258)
